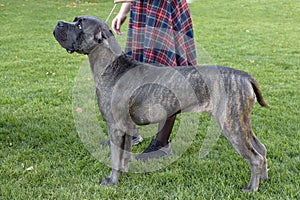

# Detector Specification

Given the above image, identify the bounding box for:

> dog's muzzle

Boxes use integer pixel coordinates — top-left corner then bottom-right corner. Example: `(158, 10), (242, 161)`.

(53, 21), (76, 54)
(53, 22), (67, 41)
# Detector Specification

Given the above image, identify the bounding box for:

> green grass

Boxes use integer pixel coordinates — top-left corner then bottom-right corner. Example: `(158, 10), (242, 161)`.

(1, 0), (299, 199)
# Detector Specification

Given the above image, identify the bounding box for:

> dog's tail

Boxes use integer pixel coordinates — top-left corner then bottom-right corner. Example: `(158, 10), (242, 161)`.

(250, 77), (268, 107)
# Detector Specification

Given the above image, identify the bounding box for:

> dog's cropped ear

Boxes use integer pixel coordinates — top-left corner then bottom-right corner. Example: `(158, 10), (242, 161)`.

(95, 29), (122, 56)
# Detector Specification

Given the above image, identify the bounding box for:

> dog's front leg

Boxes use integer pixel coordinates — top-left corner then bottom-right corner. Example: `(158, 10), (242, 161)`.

(101, 124), (131, 185)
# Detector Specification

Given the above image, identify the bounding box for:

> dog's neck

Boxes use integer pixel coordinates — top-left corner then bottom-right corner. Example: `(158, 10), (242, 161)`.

(88, 44), (120, 75)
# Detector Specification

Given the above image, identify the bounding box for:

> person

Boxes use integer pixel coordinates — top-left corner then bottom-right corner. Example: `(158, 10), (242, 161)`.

(111, 0), (197, 161)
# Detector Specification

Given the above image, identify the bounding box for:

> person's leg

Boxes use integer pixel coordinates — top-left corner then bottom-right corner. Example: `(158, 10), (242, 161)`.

(136, 115), (176, 161)
(156, 115), (176, 146)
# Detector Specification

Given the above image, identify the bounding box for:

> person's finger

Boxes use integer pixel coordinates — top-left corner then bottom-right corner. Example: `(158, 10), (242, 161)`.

(112, 17), (122, 35)
(111, 18), (119, 34)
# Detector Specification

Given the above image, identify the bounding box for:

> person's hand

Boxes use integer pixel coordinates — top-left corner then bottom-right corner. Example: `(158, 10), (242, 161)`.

(111, 13), (127, 35)
(111, 3), (130, 35)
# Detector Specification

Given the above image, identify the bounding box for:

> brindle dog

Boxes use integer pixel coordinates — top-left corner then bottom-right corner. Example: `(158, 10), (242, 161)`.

(53, 16), (268, 192)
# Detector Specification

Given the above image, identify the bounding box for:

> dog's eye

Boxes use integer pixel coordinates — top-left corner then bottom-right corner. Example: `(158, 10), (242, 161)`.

(76, 21), (83, 30)
(75, 18), (83, 30)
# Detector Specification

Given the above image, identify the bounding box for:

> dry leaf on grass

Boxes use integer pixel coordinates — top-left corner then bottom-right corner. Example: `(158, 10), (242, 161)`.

(76, 108), (83, 113)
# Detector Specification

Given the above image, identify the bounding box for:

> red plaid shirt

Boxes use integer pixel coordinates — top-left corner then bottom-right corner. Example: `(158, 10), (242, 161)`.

(125, 0), (197, 67)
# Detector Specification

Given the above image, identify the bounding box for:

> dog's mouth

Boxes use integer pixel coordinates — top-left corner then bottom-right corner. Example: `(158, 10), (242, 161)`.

(66, 49), (75, 54)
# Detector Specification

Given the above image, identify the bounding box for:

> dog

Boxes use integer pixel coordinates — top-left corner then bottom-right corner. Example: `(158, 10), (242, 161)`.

(53, 16), (268, 192)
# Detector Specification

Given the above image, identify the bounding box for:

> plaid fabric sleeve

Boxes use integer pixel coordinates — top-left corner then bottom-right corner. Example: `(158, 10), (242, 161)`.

(125, 0), (197, 67)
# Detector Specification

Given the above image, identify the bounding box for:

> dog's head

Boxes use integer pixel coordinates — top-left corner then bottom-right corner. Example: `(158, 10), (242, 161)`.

(53, 16), (121, 55)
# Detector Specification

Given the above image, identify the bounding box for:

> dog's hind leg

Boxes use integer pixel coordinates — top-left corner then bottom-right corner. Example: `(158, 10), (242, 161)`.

(217, 114), (264, 192)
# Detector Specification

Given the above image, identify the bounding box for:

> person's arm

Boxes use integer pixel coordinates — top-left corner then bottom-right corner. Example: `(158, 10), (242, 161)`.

(111, 3), (131, 35)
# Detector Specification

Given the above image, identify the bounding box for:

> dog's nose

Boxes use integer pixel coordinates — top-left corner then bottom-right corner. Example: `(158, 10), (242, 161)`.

(57, 21), (64, 27)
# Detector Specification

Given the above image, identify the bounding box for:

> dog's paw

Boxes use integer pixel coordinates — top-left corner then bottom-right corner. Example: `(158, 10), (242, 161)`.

(243, 186), (258, 192)
(100, 176), (118, 186)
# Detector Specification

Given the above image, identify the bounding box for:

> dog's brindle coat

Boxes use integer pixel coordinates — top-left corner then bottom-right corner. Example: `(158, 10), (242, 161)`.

(53, 16), (268, 192)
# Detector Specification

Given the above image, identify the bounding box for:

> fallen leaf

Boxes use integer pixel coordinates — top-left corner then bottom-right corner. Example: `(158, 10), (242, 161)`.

(76, 108), (83, 113)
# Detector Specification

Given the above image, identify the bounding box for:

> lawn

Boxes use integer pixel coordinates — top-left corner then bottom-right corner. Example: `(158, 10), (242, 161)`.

(1, 0), (299, 199)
